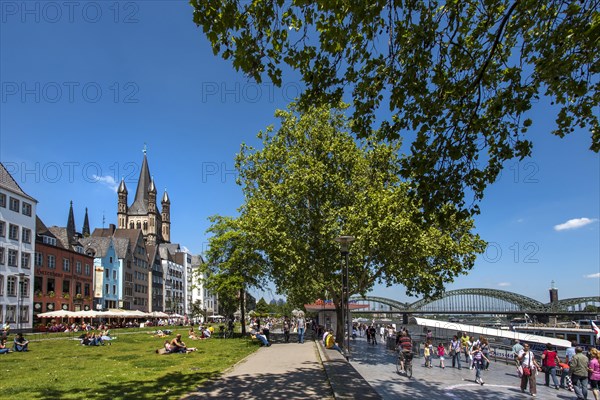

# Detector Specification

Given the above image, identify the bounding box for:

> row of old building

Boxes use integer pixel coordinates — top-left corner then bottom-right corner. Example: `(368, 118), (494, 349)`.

(0, 151), (236, 332)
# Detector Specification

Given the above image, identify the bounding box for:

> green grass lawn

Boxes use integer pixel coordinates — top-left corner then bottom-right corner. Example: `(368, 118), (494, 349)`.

(0, 328), (258, 400)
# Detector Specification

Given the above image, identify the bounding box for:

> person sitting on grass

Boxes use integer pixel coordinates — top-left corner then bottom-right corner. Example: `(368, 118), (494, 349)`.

(14, 333), (29, 352)
(188, 327), (198, 339)
(0, 338), (11, 354)
(170, 334), (197, 353)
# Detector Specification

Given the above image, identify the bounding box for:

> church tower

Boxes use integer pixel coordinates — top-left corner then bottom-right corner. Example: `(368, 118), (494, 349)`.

(82, 207), (90, 237)
(146, 177), (158, 245)
(117, 146), (171, 245)
(66, 200), (76, 244)
(161, 190), (171, 243)
(117, 178), (128, 229)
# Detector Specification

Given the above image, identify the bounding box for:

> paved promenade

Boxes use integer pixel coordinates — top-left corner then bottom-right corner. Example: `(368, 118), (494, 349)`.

(350, 335), (576, 400)
(183, 334), (578, 399)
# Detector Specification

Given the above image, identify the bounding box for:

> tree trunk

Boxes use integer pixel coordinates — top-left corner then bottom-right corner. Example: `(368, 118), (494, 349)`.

(239, 287), (246, 335)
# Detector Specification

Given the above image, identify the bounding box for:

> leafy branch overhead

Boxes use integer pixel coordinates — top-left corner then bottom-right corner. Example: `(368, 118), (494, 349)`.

(191, 0), (599, 215)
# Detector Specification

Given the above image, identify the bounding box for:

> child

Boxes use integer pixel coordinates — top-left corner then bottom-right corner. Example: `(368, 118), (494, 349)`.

(471, 345), (490, 385)
(437, 342), (446, 369)
(424, 340), (434, 368)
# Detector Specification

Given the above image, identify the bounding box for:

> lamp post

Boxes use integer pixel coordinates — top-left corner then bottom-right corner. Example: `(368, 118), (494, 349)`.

(334, 235), (355, 359)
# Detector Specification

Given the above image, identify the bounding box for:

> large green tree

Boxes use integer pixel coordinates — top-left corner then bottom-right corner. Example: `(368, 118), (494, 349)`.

(191, 0), (599, 217)
(202, 215), (267, 334)
(236, 103), (486, 342)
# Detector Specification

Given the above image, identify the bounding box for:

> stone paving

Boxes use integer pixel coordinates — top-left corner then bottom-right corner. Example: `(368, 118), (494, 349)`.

(350, 335), (579, 400)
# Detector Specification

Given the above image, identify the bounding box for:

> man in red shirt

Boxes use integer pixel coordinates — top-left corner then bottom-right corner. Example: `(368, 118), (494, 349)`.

(397, 331), (413, 372)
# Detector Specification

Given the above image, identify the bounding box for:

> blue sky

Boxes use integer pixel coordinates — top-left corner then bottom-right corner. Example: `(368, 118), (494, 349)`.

(1, 1), (598, 304)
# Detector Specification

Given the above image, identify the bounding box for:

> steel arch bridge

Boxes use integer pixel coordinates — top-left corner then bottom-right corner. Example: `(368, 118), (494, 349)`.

(351, 289), (600, 314)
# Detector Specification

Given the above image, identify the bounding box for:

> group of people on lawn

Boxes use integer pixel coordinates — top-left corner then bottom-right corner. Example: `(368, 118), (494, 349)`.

(0, 333), (30, 354)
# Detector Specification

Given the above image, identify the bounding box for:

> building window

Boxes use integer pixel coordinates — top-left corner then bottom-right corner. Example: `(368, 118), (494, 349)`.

(21, 252), (30, 269)
(113, 270), (117, 280)
(112, 284), (116, 295)
(63, 258), (70, 272)
(85, 264), (91, 276)
(8, 249), (18, 266)
(0, 247), (4, 265)
(43, 236), (57, 246)
(0, 221), (5, 237)
(7, 276), (16, 296)
(84, 284), (90, 297)
(22, 202), (32, 216)
(20, 278), (29, 297)
(9, 197), (19, 212)
(75, 283), (82, 295)
(22, 228), (31, 243)
(62, 280), (70, 295)
(76, 261), (82, 274)
(105, 269), (110, 278)
(105, 284), (109, 294)
(19, 305), (29, 322)
(34, 276), (42, 294)
(0, 275), (3, 295)
(6, 306), (16, 323)
(48, 255), (56, 269)
(0, 193), (5, 207)
(47, 278), (55, 293)
(8, 224), (19, 241)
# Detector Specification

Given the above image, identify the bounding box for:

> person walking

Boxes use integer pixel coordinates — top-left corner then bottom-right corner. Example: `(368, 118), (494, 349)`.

(561, 340), (577, 389)
(460, 332), (470, 363)
(296, 314), (306, 344)
(542, 342), (561, 390)
(423, 340), (433, 368)
(518, 343), (542, 397)
(513, 339), (524, 366)
(437, 342), (446, 369)
(589, 348), (600, 400)
(450, 335), (462, 369)
(570, 346), (590, 400)
(283, 317), (290, 343)
(480, 337), (490, 370)
(471, 344), (490, 385)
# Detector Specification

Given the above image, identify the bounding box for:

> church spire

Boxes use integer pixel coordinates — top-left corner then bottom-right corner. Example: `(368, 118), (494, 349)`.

(82, 207), (90, 237)
(67, 200), (76, 242)
(129, 146), (152, 215)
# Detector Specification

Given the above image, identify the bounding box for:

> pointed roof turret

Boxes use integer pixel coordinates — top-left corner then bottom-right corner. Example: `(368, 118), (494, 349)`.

(129, 147), (152, 215)
(149, 176), (157, 194)
(162, 189), (170, 204)
(82, 207), (90, 237)
(118, 178), (128, 194)
(67, 200), (76, 242)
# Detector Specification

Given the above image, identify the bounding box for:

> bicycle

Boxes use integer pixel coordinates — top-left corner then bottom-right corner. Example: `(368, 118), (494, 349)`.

(396, 350), (413, 378)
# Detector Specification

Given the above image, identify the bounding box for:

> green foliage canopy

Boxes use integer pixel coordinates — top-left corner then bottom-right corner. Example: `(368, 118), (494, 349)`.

(191, 0), (599, 216)
(202, 215), (268, 331)
(236, 103), (487, 308)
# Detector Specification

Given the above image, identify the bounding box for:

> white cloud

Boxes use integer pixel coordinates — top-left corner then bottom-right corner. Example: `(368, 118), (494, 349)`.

(92, 175), (118, 192)
(585, 273), (600, 279)
(497, 282), (511, 287)
(554, 218), (598, 231)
